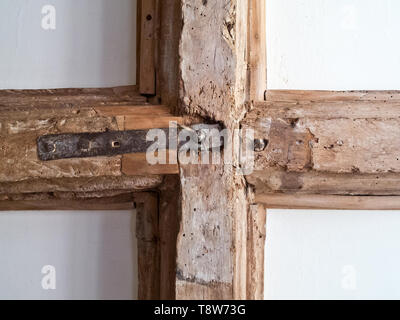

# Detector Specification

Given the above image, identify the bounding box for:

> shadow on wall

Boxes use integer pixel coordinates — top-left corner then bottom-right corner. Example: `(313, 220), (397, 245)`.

(0, 0), (137, 89)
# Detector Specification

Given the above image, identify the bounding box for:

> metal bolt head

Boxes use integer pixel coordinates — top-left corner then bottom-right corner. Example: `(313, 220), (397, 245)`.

(254, 139), (268, 152)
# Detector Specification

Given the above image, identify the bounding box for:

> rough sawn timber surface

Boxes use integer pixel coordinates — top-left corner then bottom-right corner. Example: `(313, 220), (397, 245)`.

(243, 91), (400, 196)
(176, 0), (250, 300)
(0, 86), (169, 196)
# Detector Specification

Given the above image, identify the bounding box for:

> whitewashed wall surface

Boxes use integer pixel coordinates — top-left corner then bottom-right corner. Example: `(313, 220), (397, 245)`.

(0, 0), (137, 89)
(0, 211), (138, 300)
(267, 0), (400, 90)
(265, 0), (400, 300)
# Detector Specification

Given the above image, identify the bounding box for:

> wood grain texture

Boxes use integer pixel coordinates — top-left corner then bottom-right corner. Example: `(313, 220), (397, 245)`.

(248, 0), (266, 101)
(244, 93), (400, 175)
(135, 192), (161, 300)
(139, 0), (156, 94)
(176, 0), (250, 300)
(159, 0), (181, 112)
(122, 153), (179, 175)
(248, 169), (400, 196)
(0, 86), (178, 187)
(0, 86), (146, 109)
(0, 193), (135, 211)
(247, 204), (266, 300)
(0, 175), (163, 196)
(256, 194), (400, 210)
(159, 176), (180, 300)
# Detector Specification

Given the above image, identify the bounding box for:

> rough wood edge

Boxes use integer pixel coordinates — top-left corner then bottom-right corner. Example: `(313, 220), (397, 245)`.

(256, 194), (400, 210)
(247, 204), (266, 300)
(139, 0), (156, 95)
(0, 193), (135, 211)
(159, 175), (180, 300)
(248, 0), (267, 102)
(134, 192), (161, 300)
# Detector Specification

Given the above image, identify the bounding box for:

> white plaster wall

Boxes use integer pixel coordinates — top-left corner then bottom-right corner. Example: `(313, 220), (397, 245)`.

(0, 0), (137, 89)
(265, 0), (400, 300)
(0, 210), (137, 300)
(0, 0), (138, 300)
(266, 0), (400, 90)
(265, 210), (400, 300)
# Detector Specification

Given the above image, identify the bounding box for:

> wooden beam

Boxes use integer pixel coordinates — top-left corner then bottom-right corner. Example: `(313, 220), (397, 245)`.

(0, 193), (135, 211)
(139, 0), (156, 95)
(159, 176), (180, 300)
(248, 0), (267, 101)
(159, 0), (181, 111)
(247, 204), (266, 300)
(176, 0), (250, 300)
(256, 194), (400, 210)
(248, 169), (400, 196)
(134, 192), (160, 300)
(243, 92), (400, 176)
(0, 90), (182, 191)
(0, 176), (163, 196)
(0, 85), (146, 109)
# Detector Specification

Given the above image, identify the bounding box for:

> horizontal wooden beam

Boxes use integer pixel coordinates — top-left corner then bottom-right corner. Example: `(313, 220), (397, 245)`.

(0, 102), (181, 183)
(0, 193), (135, 211)
(248, 169), (400, 196)
(244, 90), (400, 176)
(244, 90), (400, 202)
(0, 85), (147, 109)
(256, 194), (400, 210)
(265, 89), (400, 102)
(0, 87), (183, 200)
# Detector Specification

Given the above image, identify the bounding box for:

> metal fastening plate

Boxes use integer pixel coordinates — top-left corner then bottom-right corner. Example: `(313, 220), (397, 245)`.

(37, 124), (224, 161)
(37, 129), (170, 161)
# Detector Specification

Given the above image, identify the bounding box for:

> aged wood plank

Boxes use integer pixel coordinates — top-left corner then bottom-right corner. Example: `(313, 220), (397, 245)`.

(135, 192), (160, 300)
(0, 193), (135, 211)
(244, 98), (400, 174)
(247, 204), (266, 300)
(176, 0), (250, 300)
(159, 176), (180, 300)
(256, 194), (400, 210)
(248, 0), (266, 101)
(0, 176), (163, 196)
(0, 103), (178, 183)
(0, 86), (146, 109)
(139, 0), (156, 95)
(265, 90), (400, 102)
(159, 0), (181, 112)
(248, 169), (400, 196)
(122, 153), (179, 175)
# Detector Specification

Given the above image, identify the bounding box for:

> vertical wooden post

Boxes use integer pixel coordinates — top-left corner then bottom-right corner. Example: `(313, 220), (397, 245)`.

(139, 0), (156, 95)
(159, 0), (181, 112)
(159, 176), (180, 300)
(176, 0), (251, 300)
(247, 204), (267, 300)
(135, 192), (160, 300)
(248, 0), (267, 101)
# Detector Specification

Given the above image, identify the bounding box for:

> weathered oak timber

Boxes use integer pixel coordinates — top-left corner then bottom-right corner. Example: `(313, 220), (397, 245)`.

(243, 91), (400, 199)
(247, 204), (266, 300)
(139, 0), (156, 95)
(248, 0), (267, 102)
(256, 194), (400, 210)
(176, 0), (250, 300)
(0, 192), (135, 211)
(0, 87), (177, 198)
(0, 176), (163, 196)
(135, 192), (161, 300)
(159, 175), (180, 300)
